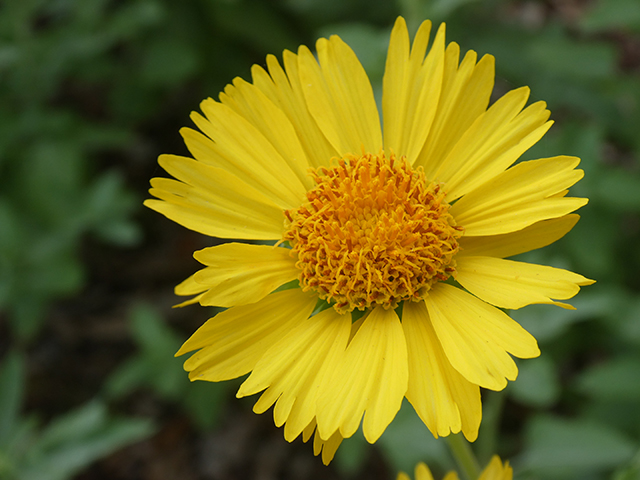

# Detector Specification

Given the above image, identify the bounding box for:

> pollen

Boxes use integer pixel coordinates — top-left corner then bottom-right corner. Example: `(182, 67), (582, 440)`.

(283, 151), (463, 314)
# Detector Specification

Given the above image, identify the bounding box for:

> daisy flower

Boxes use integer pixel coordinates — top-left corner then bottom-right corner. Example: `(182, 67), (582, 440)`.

(398, 455), (512, 480)
(145, 17), (592, 464)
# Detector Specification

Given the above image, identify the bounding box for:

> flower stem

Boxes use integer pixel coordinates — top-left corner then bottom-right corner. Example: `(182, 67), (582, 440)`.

(476, 390), (505, 465)
(446, 434), (481, 480)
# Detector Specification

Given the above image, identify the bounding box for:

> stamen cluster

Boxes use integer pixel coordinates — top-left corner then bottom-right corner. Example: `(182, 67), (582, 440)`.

(284, 152), (462, 314)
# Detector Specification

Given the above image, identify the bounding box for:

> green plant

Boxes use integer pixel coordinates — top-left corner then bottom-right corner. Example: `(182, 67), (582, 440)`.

(0, 353), (153, 480)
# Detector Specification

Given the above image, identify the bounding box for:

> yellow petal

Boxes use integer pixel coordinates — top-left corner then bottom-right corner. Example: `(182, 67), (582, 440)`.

(447, 111), (553, 201)
(251, 52), (339, 168)
(298, 36), (382, 155)
(397, 463), (436, 480)
(450, 156), (588, 236)
(417, 47), (495, 178)
(145, 156), (284, 239)
(236, 308), (351, 441)
(455, 256), (595, 310)
(403, 301), (481, 441)
(174, 273), (206, 297)
(191, 243), (298, 307)
(178, 289), (316, 382)
(432, 87), (553, 201)
(190, 98), (307, 209)
(479, 456), (513, 480)
(298, 418), (344, 464)
(178, 127), (227, 169)
(426, 284), (539, 391)
(302, 417), (316, 442)
(172, 294), (204, 308)
(383, 18), (445, 163)
(172, 274), (207, 307)
(316, 306), (408, 442)
(219, 77), (314, 190)
(312, 425), (343, 465)
(443, 473), (461, 480)
(459, 214), (579, 258)
(415, 463), (436, 480)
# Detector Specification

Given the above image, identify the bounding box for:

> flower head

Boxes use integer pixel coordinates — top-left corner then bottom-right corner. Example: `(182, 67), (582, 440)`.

(145, 17), (593, 464)
(398, 456), (513, 480)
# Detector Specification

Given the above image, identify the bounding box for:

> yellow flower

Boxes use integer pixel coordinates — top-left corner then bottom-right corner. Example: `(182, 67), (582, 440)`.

(398, 456), (513, 480)
(145, 17), (593, 464)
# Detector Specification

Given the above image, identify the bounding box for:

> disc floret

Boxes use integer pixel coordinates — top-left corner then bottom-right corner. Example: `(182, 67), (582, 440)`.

(284, 151), (462, 314)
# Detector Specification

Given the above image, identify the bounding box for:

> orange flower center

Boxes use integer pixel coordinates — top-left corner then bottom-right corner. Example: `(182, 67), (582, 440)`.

(283, 151), (462, 314)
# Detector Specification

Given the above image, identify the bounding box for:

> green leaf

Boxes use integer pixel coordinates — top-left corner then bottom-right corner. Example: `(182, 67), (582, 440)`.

(105, 303), (231, 428)
(140, 36), (199, 87)
(594, 169), (640, 211)
(528, 34), (616, 81)
(206, 0), (300, 55)
(84, 171), (141, 247)
(24, 141), (85, 225)
(105, 303), (186, 400)
(130, 303), (181, 359)
(10, 297), (47, 343)
(508, 356), (560, 408)
(0, 352), (24, 446)
(334, 429), (369, 475)
(378, 400), (453, 475)
(612, 451), (640, 480)
(615, 295), (640, 347)
(575, 356), (640, 401)
(102, 357), (149, 400)
(182, 381), (228, 430)
(520, 416), (637, 478)
(422, 0), (482, 22)
(92, 219), (141, 247)
(581, 0), (640, 33)
(33, 402), (107, 452)
(581, 400), (640, 442)
(0, 201), (22, 258)
(20, 402), (153, 480)
(105, 0), (165, 39)
(29, 250), (84, 297)
(562, 208), (618, 281)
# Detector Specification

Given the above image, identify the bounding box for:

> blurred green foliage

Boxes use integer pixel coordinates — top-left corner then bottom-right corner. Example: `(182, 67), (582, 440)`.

(105, 304), (228, 430)
(0, 0), (146, 341)
(1, 0), (640, 478)
(0, 353), (153, 480)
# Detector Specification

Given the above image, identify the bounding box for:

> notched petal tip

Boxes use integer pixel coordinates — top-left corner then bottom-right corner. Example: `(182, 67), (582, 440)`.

(198, 96), (216, 110)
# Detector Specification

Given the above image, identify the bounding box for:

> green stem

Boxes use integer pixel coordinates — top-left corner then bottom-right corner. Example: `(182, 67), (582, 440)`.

(476, 390), (505, 465)
(446, 434), (481, 480)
